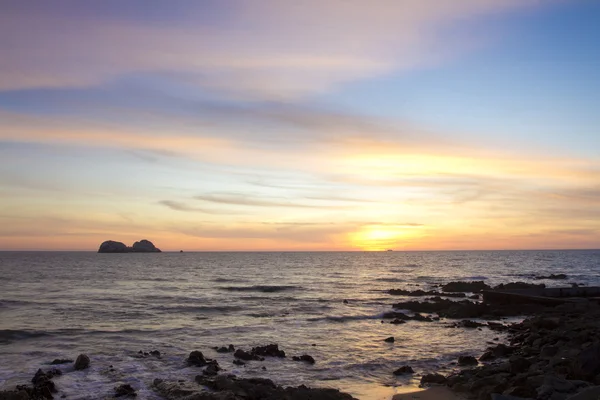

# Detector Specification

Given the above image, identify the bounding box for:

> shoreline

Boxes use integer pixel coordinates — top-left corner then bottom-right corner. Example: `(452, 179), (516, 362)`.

(392, 386), (466, 400)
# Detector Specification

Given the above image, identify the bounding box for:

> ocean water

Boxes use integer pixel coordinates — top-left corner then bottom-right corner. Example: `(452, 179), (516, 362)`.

(1, 250), (599, 399)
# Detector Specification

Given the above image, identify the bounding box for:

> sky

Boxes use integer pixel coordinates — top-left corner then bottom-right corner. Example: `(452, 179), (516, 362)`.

(0, 0), (598, 251)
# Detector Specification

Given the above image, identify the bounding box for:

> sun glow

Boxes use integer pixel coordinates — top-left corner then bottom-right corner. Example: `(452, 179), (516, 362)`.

(349, 225), (419, 251)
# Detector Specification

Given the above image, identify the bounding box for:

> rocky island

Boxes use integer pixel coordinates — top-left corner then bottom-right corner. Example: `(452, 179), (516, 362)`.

(98, 239), (161, 253)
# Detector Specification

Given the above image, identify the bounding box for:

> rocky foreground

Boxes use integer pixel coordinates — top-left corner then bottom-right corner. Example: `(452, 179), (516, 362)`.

(2, 279), (598, 400)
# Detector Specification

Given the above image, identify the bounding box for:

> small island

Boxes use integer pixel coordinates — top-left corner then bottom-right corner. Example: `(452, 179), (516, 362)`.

(98, 239), (161, 253)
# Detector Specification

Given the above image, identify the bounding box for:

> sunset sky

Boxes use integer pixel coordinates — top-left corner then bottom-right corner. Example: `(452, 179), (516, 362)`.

(0, 0), (598, 251)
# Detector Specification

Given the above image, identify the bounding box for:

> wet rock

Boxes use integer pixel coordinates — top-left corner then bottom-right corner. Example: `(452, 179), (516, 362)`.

(493, 282), (545, 290)
(192, 374), (358, 399)
(187, 350), (208, 366)
(384, 337), (395, 343)
(203, 362), (221, 376)
(49, 359), (73, 365)
(421, 373), (447, 385)
(442, 281), (490, 293)
(0, 390), (29, 400)
(214, 345), (235, 353)
(390, 319), (406, 324)
(251, 344), (285, 358)
(74, 354), (90, 370)
(232, 359), (245, 366)
(457, 319), (486, 328)
(115, 383), (137, 397)
(292, 355), (315, 364)
(388, 289), (466, 298)
(149, 350), (161, 358)
(458, 356), (478, 366)
(393, 366), (414, 375)
(233, 349), (263, 361)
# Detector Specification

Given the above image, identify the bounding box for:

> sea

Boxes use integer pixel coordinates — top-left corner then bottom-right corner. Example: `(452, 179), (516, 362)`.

(1, 250), (599, 399)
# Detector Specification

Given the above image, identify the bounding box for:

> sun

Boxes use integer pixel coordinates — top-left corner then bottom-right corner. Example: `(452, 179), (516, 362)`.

(349, 225), (415, 251)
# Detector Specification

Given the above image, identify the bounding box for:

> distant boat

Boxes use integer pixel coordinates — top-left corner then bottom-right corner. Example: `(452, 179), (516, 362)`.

(386, 249), (393, 252)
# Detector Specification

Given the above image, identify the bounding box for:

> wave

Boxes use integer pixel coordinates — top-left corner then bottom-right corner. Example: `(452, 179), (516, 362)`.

(213, 277), (241, 283)
(306, 313), (384, 323)
(0, 329), (52, 343)
(220, 285), (301, 293)
(151, 305), (244, 313)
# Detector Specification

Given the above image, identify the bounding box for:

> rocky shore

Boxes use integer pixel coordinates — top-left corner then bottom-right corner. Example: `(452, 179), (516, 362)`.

(2, 278), (598, 400)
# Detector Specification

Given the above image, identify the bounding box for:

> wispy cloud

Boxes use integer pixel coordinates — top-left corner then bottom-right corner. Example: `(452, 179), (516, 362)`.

(0, 1), (541, 96)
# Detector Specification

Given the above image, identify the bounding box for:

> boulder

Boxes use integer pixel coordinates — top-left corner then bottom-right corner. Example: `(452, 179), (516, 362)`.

(458, 355), (478, 366)
(442, 281), (490, 293)
(132, 239), (161, 253)
(114, 384), (137, 397)
(74, 354), (90, 370)
(187, 351), (208, 366)
(421, 373), (447, 385)
(292, 355), (316, 364)
(393, 366), (414, 375)
(98, 240), (128, 253)
(384, 337), (395, 343)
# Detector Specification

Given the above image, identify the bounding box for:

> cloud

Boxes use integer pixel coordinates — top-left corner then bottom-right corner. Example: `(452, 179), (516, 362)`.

(0, 0), (542, 96)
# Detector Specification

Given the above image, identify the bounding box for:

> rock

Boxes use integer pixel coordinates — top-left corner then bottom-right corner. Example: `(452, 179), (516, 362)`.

(384, 337), (395, 343)
(566, 386), (600, 399)
(387, 289), (466, 298)
(390, 318), (406, 324)
(203, 362), (221, 376)
(132, 239), (161, 253)
(232, 359), (245, 366)
(74, 354), (90, 370)
(251, 344), (285, 358)
(458, 355), (478, 366)
(50, 359), (73, 365)
(509, 356), (532, 374)
(233, 349), (263, 361)
(98, 239), (161, 253)
(0, 391), (29, 400)
(442, 281), (490, 293)
(421, 373), (447, 385)
(98, 240), (128, 253)
(457, 319), (486, 328)
(214, 344), (235, 353)
(187, 350), (208, 366)
(190, 374), (358, 400)
(149, 350), (161, 358)
(115, 384), (137, 397)
(292, 355), (315, 364)
(493, 282), (545, 290)
(491, 395), (533, 400)
(393, 366), (414, 375)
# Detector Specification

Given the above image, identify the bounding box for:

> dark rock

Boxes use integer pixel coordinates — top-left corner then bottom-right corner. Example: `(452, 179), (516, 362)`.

(384, 337), (395, 343)
(509, 356), (532, 374)
(74, 354), (90, 370)
(390, 319), (406, 324)
(292, 355), (315, 364)
(421, 373), (447, 385)
(458, 356), (478, 366)
(187, 350), (208, 366)
(115, 384), (137, 397)
(233, 349), (263, 361)
(393, 366), (414, 375)
(50, 359), (73, 365)
(388, 289), (466, 298)
(190, 374), (357, 399)
(442, 281), (490, 293)
(132, 239), (161, 253)
(232, 359), (245, 366)
(457, 320), (486, 328)
(98, 240), (128, 253)
(251, 344), (285, 358)
(343, 299), (349, 304)
(493, 282), (545, 290)
(215, 345), (235, 353)
(0, 390), (29, 400)
(203, 362), (221, 376)
(149, 350), (161, 358)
